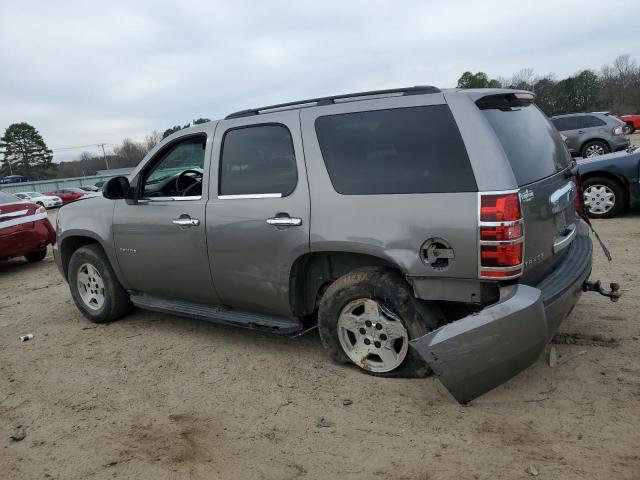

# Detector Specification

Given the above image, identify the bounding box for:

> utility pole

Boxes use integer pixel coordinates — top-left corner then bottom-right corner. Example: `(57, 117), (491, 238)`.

(99, 143), (110, 170)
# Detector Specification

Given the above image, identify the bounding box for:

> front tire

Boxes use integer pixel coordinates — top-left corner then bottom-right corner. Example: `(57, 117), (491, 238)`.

(581, 140), (609, 158)
(318, 268), (442, 378)
(68, 244), (132, 323)
(583, 176), (625, 218)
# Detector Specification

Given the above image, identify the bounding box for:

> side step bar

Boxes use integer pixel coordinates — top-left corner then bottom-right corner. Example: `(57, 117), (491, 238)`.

(130, 294), (303, 334)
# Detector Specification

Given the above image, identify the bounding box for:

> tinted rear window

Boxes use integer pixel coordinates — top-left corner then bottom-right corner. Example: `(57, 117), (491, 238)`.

(0, 191), (19, 204)
(314, 105), (476, 195)
(482, 105), (571, 186)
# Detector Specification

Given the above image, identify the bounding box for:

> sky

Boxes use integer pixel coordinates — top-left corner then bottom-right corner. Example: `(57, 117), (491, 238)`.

(0, 0), (636, 163)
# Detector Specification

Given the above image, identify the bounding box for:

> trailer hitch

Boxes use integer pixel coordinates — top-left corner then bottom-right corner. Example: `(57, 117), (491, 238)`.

(583, 280), (621, 302)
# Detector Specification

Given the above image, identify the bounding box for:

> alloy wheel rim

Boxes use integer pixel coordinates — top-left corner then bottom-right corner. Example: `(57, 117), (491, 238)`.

(585, 144), (605, 157)
(584, 185), (615, 214)
(76, 262), (106, 310)
(337, 298), (409, 373)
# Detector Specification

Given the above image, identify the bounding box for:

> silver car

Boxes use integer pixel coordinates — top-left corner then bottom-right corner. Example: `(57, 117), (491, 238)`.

(53, 87), (617, 403)
(550, 112), (630, 157)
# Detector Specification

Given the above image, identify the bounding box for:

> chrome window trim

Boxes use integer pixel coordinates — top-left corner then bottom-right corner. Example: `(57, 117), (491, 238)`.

(217, 193), (283, 200)
(140, 195), (202, 202)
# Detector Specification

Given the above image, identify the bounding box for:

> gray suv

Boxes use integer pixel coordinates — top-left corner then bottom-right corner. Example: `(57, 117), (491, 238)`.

(550, 112), (629, 157)
(54, 87), (615, 403)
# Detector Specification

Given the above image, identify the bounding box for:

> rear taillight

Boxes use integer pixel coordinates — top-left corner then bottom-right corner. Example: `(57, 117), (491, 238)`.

(613, 126), (623, 136)
(479, 191), (524, 280)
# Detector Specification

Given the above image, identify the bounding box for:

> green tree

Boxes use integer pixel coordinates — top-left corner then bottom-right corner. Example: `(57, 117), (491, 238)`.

(0, 122), (55, 178)
(162, 118), (211, 139)
(457, 71), (501, 89)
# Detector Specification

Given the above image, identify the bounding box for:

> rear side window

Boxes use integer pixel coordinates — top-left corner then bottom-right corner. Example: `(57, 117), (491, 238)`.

(0, 191), (19, 204)
(580, 115), (606, 128)
(551, 116), (579, 131)
(482, 105), (571, 186)
(314, 106), (476, 195)
(219, 124), (297, 196)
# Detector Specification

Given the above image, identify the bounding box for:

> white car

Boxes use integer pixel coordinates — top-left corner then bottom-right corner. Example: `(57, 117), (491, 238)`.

(14, 191), (63, 209)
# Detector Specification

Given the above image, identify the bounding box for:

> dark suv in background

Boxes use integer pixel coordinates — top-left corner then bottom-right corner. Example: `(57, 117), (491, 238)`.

(550, 112), (629, 157)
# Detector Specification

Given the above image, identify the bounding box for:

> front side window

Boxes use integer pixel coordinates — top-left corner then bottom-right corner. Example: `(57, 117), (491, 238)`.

(314, 106), (476, 195)
(143, 136), (206, 198)
(219, 124), (297, 196)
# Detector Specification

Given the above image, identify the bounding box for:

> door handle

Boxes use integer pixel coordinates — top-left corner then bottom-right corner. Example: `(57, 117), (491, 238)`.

(577, 130), (585, 134)
(172, 216), (200, 227)
(266, 216), (302, 227)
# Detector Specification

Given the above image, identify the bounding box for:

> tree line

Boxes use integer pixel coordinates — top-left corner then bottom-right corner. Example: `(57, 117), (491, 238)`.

(457, 54), (640, 116)
(0, 118), (210, 179)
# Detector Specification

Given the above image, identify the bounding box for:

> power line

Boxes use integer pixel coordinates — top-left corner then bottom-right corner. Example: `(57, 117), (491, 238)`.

(50, 143), (115, 152)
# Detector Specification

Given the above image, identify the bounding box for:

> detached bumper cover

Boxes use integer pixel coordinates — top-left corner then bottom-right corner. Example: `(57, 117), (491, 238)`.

(410, 222), (592, 403)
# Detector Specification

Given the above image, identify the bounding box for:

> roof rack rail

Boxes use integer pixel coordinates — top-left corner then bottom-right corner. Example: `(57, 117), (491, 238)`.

(225, 85), (441, 119)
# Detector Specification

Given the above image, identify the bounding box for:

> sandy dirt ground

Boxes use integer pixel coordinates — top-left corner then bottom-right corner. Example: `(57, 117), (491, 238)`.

(1, 207), (639, 480)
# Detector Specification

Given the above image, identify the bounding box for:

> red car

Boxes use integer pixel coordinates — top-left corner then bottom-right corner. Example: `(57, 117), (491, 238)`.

(617, 114), (640, 134)
(45, 187), (86, 204)
(0, 191), (56, 262)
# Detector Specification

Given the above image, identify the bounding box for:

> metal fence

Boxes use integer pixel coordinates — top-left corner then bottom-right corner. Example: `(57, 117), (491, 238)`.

(0, 173), (120, 194)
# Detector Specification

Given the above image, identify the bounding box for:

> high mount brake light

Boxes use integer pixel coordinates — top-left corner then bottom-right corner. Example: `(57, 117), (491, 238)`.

(478, 192), (524, 280)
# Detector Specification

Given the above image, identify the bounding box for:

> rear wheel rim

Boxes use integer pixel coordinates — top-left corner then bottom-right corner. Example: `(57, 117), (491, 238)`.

(584, 185), (615, 214)
(337, 298), (409, 373)
(76, 262), (106, 310)
(585, 144), (605, 157)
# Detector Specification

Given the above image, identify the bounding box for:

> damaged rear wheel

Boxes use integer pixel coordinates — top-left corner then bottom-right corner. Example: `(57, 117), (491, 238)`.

(318, 268), (442, 378)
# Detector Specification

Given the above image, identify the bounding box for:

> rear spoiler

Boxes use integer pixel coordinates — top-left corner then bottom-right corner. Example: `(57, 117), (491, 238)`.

(476, 92), (535, 111)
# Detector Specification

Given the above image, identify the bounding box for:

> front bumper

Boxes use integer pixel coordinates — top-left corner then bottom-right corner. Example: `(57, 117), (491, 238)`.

(410, 221), (593, 404)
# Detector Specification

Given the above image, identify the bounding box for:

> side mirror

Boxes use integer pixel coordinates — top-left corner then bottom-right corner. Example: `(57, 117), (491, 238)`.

(102, 176), (130, 200)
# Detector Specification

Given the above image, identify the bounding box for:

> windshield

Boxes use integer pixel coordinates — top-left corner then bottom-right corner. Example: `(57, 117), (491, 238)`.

(480, 104), (571, 186)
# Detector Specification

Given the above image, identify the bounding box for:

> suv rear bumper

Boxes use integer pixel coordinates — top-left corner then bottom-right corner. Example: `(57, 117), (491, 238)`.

(410, 221), (592, 403)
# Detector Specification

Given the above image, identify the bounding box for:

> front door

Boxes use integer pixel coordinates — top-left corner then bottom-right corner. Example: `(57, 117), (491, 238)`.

(113, 129), (219, 304)
(206, 111), (310, 316)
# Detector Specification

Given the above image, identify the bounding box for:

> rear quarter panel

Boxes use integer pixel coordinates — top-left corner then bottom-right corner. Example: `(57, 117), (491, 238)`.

(300, 95), (482, 279)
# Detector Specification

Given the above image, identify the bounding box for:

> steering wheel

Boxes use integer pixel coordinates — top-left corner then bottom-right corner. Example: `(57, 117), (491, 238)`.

(175, 169), (203, 196)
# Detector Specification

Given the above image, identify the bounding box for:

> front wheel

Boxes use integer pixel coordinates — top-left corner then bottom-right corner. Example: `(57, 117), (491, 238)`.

(583, 176), (625, 218)
(318, 268), (442, 378)
(68, 244), (132, 323)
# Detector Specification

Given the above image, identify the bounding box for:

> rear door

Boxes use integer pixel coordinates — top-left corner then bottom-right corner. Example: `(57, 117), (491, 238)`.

(480, 101), (576, 284)
(206, 110), (310, 317)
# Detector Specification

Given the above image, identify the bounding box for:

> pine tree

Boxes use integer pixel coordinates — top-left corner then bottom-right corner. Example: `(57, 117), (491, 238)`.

(0, 122), (55, 178)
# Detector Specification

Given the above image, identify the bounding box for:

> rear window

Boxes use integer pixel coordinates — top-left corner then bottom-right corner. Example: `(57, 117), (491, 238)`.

(0, 191), (19, 204)
(580, 115), (606, 128)
(481, 105), (571, 186)
(314, 105), (476, 195)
